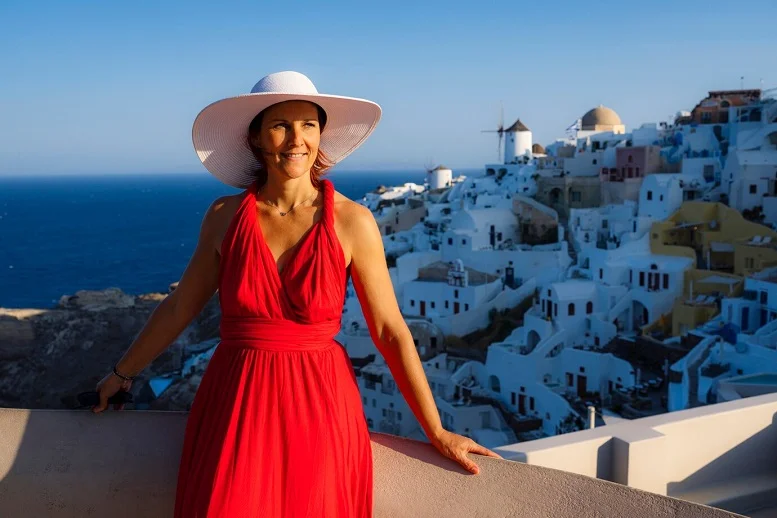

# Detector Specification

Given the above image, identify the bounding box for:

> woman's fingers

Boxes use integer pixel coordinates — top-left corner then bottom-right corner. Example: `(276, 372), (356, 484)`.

(457, 453), (480, 474)
(469, 443), (503, 459)
(93, 388), (109, 413)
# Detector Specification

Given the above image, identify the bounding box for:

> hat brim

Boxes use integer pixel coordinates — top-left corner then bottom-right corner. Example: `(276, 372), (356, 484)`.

(192, 92), (382, 188)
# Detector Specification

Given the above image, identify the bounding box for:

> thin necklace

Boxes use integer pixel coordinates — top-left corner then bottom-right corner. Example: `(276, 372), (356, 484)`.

(259, 189), (319, 217)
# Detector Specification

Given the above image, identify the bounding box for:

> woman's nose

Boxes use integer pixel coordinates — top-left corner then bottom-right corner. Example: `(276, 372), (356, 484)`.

(289, 126), (305, 146)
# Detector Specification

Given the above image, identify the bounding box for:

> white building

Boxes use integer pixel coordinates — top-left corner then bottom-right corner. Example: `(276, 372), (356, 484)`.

(428, 165), (453, 190)
(503, 119), (533, 164)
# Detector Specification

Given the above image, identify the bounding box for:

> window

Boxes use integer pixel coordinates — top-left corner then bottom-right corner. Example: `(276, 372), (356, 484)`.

(568, 303), (575, 316)
(431, 301), (435, 308)
(592, 159), (598, 165)
(461, 239), (466, 245)
(580, 367), (586, 373)
(639, 272), (645, 286)
(497, 232), (502, 241)
(647, 190), (653, 200)
(628, 167), (633, 177)
(454, 289), (459, 298)
(571, 191), (581, 202)
(635, 167), (640, 176)
(447, 238), (452, 245)
(761, 291), (768, 304)
(530, 397), (535, 411)
(750, 184), (757, 194)
(599, 268), (603, 279)
(465, 303), (469, 310)
(628, 155), (633, 163)
(511, 392), (516, 405)
(586, 301), (593, 314)
(663, 274), (669, 290)
(382, 409), (386, 417)
(660, 195), (663, 201)
(410, 300), (415, 307)
(444, 300), (449, 309)
(746, 257), (755, 269)
(602, 219), (608, 229)
(398, 412), (402, 421)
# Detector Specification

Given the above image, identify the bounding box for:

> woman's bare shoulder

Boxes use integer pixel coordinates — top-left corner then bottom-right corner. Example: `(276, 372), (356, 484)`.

(203, 192), (248, 253)
(332, 189), (374, 228)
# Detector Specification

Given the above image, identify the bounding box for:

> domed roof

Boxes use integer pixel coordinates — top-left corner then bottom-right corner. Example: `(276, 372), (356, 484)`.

(506, 119), (530, 132)
(581, 105), (622, 129)
(532, 143), (545, 154)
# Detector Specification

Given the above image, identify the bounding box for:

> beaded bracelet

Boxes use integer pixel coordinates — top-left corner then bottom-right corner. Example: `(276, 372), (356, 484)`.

(113, 364), (137, 382)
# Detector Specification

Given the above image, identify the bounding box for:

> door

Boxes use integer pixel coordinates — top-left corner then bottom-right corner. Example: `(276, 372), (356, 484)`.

(742, 307), (750, 331)
(454, 302), (460, 314)
(518, 395), (526, 414)
(420, 301), (426, 317)
(577, 375), (588, 397)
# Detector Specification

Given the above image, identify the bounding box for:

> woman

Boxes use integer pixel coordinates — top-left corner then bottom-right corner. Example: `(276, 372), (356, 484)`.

(93, 71), (501, 517)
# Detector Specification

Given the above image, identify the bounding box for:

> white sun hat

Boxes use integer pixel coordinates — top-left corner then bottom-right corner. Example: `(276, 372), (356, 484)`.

(192, 71), (382, 188)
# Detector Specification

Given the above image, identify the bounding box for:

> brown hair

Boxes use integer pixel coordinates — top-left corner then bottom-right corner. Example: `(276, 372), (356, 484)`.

(246, 102), (334, 189)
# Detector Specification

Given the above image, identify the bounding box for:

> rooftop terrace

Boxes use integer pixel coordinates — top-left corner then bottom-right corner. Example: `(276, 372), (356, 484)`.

(5, 395), (777, 516)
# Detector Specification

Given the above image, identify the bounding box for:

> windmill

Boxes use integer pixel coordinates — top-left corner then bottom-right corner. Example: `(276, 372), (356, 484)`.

(482, 102), (505, 163)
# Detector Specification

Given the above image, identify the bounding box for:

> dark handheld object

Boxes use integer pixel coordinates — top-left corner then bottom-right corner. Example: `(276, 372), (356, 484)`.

(77, 390), (133, 408)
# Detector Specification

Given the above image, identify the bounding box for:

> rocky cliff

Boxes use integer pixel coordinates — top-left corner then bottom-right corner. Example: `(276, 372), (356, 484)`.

(0, 286), (221, 410)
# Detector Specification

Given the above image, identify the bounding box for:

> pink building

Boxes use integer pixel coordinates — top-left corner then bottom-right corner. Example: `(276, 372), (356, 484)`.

(601, 146), (662, 182)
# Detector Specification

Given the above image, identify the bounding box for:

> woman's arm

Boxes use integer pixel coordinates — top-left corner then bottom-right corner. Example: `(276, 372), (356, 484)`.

(346, 204), (501, 473)
(113, 197), (225, 377)
(93, 196), (227, 413)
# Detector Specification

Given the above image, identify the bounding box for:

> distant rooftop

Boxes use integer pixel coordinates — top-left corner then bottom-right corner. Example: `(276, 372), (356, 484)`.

(416, 261), (499, 286)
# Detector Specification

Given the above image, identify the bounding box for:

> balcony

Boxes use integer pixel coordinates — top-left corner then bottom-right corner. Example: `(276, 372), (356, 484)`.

(0, 407), (741, 517)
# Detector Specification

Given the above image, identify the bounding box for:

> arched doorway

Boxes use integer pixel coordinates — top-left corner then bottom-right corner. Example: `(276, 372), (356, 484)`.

(526, 330), (541, 352)
(632, 300), (649, 329)
(489, 375), (501, 393)
(549, 187), (563, 207)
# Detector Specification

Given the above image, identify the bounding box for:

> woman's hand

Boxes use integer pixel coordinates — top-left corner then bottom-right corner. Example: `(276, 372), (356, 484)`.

(92, 372), (132, 413)
(430, 429), (503, 475)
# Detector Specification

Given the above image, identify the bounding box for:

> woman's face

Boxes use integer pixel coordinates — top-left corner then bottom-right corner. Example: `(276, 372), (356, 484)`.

(252, 100), (321, 179)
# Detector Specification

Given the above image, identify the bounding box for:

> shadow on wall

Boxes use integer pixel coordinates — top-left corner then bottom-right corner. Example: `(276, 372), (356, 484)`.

(0, 409), (744, 518)
(666, 411), (777, 516)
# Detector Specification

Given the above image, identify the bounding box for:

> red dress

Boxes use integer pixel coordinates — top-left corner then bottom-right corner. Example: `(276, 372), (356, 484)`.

(174, 178), (373, 517)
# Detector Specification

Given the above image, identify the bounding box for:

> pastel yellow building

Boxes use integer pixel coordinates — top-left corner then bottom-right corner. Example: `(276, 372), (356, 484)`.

(649, 202), (777, 335)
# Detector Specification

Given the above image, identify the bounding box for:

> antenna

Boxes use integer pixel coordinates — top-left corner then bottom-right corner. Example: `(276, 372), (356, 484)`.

(481, 101), (505, 162)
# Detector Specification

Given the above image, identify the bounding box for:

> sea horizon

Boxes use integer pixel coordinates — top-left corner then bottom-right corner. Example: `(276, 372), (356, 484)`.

(0, 169), (482, 309)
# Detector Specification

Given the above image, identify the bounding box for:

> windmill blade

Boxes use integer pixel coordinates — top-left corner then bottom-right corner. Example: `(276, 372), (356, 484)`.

(498, 101), (505, 161)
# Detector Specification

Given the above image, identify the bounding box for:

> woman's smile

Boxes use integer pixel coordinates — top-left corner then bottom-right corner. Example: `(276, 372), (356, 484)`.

(281, 152), (308, 161)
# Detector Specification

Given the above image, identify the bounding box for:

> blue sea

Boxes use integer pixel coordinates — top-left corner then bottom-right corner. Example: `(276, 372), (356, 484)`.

(0, 170), (442, 309)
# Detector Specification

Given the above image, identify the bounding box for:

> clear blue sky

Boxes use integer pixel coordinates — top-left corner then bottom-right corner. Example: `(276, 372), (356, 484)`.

(1, 0), (776, 175)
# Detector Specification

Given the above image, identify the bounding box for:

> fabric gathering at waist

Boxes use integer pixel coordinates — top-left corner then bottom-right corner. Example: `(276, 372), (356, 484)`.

(219, 316), (341, 351)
